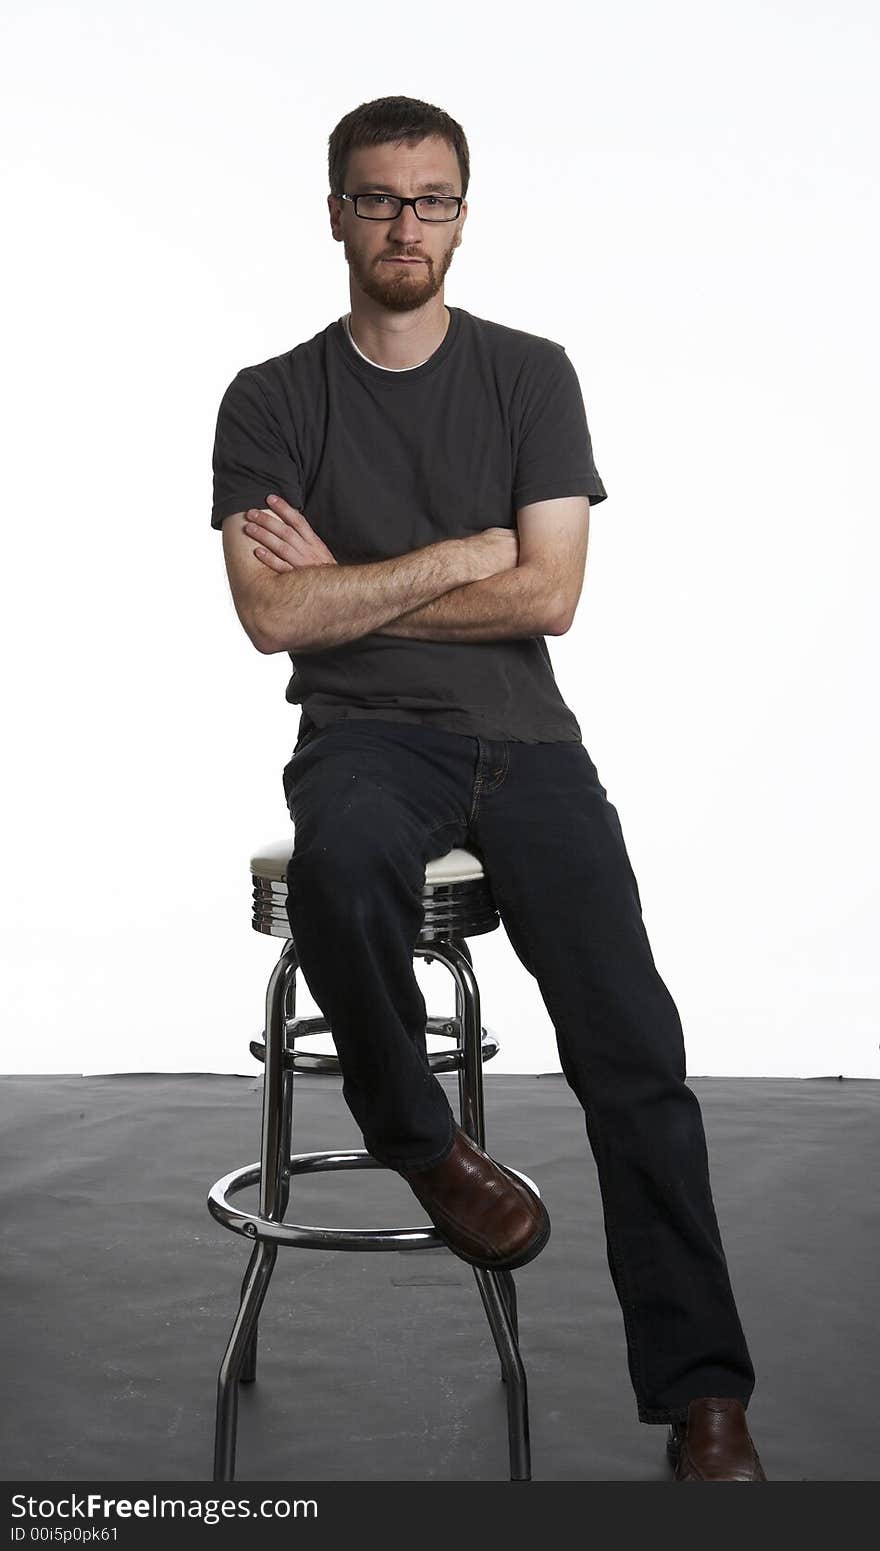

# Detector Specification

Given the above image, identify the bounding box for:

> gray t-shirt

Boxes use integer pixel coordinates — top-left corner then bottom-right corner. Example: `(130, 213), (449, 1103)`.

(211, 305), (607, 743)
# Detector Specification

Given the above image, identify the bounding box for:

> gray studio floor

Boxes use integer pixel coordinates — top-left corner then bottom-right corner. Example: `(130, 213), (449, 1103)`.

(0, 1072), (876, 1482)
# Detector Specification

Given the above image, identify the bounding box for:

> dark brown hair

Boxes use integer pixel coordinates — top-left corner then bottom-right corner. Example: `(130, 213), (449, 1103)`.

(328, 95), (470, 201)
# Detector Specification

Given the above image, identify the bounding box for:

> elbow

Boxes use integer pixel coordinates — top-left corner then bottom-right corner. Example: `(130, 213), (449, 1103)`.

(545, 608), (574, 636)
(254, 626), (299, 655)
(548, 590), (580, 635)
(253, 619), (309, 656)
(231, 596), (280, 655)
(537, 580), (575, 636)
(250, 613), (283, 655)
(249, 600), (299, 655)
(249, 592), (311, 655)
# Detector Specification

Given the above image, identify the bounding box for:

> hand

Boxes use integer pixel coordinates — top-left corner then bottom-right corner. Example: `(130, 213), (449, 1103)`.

(463, 525), (520, 581)
(244, 493), (337, 571)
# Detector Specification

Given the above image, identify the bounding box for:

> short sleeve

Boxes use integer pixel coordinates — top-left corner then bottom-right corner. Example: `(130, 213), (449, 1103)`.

(512, 343), (607, 510)
(210, 368), (304, 529)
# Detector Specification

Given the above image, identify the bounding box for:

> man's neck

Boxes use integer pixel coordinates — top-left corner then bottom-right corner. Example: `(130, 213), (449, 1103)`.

(345, 304), (450, 370)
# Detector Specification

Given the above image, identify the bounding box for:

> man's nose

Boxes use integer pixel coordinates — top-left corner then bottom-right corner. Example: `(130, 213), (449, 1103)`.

(387, 206), (424, 240)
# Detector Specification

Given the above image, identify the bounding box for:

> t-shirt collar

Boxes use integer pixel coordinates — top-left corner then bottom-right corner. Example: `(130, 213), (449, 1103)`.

(333, 306), (461, 386)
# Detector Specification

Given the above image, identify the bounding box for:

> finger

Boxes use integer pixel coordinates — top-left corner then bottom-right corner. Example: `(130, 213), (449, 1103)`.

(263, 497), (336, 564)
(266, 493), (301, 517)
(248, 508), (336, 567)
(264, 495), (332, 554)
(252, 544), (294, 572)
(245, 510), (314, 565)
(246, 507), (312, 554)
(265, 493), (314, 535)
(249, 529), (308, 566)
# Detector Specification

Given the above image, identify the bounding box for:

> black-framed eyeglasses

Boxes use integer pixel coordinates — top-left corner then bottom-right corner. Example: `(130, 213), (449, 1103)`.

(340, 192), (463, 222)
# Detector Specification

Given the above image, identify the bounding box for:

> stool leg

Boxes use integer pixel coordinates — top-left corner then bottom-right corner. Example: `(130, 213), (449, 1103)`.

(498, 1268), (520, 1346)
(452, 948), (522, 1381)
(473, 1267), (531, 1481)
(260, 943), (298, 1218)
(454, 940), (484, 1145)
(447, 934), (532, 1481)
(238, 1242), (261, 1384)
(240, 1066), (294, 1384)
(278, 1065), (295, 1214)
(214, 1239), (278, 1481)
(214, 942), (298, 1474)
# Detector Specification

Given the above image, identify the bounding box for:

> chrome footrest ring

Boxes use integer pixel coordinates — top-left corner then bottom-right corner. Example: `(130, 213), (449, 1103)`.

(207, 1147), (542, 1252)
(207, 1148), (445, 1252)
(249, 1018), (500, 1075)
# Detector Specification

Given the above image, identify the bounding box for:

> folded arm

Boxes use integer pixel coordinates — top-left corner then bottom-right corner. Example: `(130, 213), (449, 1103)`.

(375, 563), (562, 641)
(376, 495), (591, 641)
(218, 497), (513, 654)
(218, 494), (590, 651)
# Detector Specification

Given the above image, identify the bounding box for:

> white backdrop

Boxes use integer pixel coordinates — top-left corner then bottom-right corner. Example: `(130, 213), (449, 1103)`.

(1, 0), (877, 1078)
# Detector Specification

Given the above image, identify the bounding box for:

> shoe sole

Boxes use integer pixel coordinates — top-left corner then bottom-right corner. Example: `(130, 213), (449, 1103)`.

(428, 1164), (552, 1272)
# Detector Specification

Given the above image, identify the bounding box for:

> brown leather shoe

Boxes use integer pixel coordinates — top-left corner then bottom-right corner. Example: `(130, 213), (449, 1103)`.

(397, 1122), (550, 1271)
(668, 1397), (767, 1481)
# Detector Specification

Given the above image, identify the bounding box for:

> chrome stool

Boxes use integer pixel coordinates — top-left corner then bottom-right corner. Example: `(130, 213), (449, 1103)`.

(207, 837), (547, 1482)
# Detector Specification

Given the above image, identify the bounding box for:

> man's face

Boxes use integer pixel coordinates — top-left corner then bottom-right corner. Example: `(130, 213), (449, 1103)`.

(329, 134), (467, 314)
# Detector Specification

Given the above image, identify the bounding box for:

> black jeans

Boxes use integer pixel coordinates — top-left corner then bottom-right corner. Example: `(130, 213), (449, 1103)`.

(282, 716), (756, 1424)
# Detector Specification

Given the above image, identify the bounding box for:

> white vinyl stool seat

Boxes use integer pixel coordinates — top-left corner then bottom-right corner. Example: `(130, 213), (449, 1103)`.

(250, 837), (487, 884)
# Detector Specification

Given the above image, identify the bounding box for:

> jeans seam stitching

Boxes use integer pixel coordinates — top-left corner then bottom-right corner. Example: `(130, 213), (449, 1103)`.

(468, 769), (484, 826)
(474, 741), (509, 806)
(427, 815), (462, 836)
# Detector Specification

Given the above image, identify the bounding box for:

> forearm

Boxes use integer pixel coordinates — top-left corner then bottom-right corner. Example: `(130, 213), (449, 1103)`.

(258, 538), (480, 653)
(375, 564), (563, 642)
